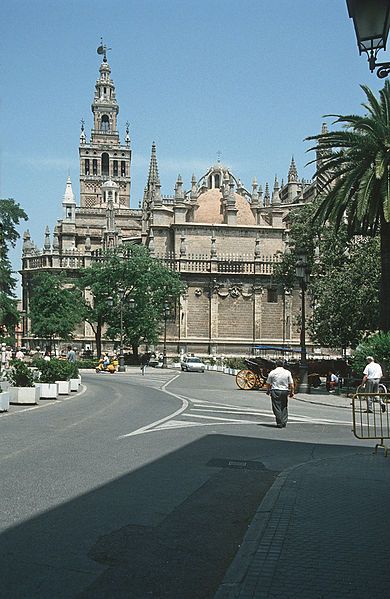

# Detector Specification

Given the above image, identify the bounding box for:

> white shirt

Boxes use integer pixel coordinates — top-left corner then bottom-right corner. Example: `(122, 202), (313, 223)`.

(363, 361), (383, 380)
(266, 366), (293, 390)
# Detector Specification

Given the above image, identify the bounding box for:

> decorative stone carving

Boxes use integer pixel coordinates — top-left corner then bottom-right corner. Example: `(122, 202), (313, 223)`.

(194, 288), (203, 297)
(229, 286), (240, 298)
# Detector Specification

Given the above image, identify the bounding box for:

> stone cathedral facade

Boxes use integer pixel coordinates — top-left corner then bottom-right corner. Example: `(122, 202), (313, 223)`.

(20, 51), (319, 357)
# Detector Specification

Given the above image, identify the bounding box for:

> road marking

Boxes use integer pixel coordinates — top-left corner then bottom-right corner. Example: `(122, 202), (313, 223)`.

(118, 374), (190, 438)
(117, 377), (352, 438)
(183, 413), (257, 424)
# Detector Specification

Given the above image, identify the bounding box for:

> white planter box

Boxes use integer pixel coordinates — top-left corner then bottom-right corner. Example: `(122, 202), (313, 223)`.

(40, 383), (58, 399)
(56, 380), (70, 395)
(9, 386), (40, 405)
(0, 391), (10, 411)
(69, 377), (81, 391)
(0, 380), (10, 392)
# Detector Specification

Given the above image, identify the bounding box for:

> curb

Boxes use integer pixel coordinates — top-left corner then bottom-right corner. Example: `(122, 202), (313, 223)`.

(214, 451), (369, 598)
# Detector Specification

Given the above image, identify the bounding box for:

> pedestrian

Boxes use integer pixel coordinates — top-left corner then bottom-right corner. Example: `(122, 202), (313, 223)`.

(15, 348), (24, 361)
(327, 371), (339, 392)
(362, 356), (385, 413)
(67, 345), (76, 363)
(1, 343), (8, 371)
(44, 351), (51, 362)
(140, 352), (151, 375)
(266, 359), (294, 428)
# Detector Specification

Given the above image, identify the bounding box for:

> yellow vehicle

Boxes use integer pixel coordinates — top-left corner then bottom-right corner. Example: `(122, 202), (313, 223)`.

(96, 354), (117, 373)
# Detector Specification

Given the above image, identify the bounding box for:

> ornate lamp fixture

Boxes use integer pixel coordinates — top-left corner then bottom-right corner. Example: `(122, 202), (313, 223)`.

(347, 0), (390, 78)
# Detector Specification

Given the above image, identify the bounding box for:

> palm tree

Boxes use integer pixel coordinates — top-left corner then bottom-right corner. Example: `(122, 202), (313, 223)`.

(307, 81), (390, 332)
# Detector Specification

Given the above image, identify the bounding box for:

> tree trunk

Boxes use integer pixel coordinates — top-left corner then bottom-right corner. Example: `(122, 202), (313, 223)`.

(380, 218), (390, 332)
(95, 320), (102, 358)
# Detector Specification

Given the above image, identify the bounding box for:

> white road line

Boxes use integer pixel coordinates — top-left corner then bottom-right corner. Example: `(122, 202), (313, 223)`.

(182, 413), (259, 424)
(117, 375), (352, 438)
(118, 374), (189, 438)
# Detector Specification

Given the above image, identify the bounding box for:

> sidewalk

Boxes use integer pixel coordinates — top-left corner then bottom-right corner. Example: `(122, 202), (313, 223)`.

(215, 451), (390, 598)
(294, 390), (352, 409)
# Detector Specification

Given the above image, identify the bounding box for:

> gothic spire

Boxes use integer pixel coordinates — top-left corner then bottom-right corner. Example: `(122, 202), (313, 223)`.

(288, 156), (298, 183)
(147, 142), (159, 187)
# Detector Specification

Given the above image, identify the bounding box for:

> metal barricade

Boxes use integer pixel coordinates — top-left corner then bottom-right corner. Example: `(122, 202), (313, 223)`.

(352, 392), (390, 456)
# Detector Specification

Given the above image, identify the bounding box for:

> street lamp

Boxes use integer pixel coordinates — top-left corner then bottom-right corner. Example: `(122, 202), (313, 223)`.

(295, 252), (310, 394)
(347, 0), (390, 77)
(117, 290), (135, 373)
(162, 300), (170, 369)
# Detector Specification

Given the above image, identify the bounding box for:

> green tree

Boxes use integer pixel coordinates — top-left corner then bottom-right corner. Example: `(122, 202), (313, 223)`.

(79, 245), (184, 358)
(352, 332), (390, 376)
(275, 200), (380, 351)
(0, 199), (28, 342)
(29, 272), (84, 351)
(306, 81), (390, 332)
(308, 236), (380, 351)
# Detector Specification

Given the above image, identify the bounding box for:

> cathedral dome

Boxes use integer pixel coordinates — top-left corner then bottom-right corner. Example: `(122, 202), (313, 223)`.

(194, 188), (256, 225)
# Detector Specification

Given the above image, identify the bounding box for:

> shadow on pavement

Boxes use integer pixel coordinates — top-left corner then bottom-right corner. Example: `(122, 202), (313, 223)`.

(1, 433), (367, 598)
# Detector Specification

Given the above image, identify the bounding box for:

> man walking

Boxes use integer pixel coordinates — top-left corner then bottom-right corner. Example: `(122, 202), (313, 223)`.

(362, 356), (384, 413)
(67, 345), (76, 363)
(266, 359), (294, 428)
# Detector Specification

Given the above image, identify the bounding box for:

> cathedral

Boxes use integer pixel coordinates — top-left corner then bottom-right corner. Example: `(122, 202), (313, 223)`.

(20, 48), (320, 357)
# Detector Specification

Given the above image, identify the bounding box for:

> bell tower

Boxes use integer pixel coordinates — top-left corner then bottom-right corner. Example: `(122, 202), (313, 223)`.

(79, 44), (131, 208)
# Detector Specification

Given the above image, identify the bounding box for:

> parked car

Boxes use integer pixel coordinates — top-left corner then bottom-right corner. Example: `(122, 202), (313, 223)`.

(181, 356), (205, 373)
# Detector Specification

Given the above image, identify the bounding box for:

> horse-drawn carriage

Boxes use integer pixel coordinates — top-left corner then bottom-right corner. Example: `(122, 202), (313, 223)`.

(235, 345), (351, 391)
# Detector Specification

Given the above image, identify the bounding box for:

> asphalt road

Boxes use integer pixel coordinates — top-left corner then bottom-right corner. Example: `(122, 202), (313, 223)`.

(0, 370), (367, 598)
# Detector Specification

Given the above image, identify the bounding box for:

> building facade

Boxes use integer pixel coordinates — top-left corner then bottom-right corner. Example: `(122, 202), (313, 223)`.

(20, 51), (319, 357)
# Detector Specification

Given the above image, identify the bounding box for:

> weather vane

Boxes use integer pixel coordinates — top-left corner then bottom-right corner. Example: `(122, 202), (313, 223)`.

(217, 150), (222, 163)
(97, 37), (112, 61)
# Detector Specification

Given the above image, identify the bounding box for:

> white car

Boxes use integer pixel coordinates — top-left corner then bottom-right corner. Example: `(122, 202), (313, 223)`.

(181, 356), (205, 373)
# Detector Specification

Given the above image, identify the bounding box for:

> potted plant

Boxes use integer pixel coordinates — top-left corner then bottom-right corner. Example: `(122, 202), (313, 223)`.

(52, 359), (74, 395)
(36, 359), (60, 399)
(0, 377), (10, 411)
(68, 361), (81, 392)
(6, 360), (40, 405)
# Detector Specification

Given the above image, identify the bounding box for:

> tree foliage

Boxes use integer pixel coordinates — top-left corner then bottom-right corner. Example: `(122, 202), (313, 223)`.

(79, 245), (184, 357)
(306, 81), (390, 331)
(274, 200), (380, 350)
(29, 272), (84, 346)
(352, 332), (390, 377)
(0, 198), (28, 342)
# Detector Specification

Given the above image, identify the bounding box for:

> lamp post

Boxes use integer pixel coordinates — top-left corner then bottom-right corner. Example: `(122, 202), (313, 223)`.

(162, 301), (169, 369)
(347, 0), (390, 77)
(117, 290), (135, 373)
(295, 252), (310, 394)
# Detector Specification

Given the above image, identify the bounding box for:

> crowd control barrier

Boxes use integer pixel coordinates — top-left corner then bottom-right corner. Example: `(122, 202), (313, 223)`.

(352, 392), (390, 456)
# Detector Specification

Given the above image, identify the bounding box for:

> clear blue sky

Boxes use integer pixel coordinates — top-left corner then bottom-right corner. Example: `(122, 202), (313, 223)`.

(1, 0), (387, 279)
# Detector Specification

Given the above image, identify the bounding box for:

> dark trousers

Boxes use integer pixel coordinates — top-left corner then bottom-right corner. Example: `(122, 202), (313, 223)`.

(270, 389), (289, 426)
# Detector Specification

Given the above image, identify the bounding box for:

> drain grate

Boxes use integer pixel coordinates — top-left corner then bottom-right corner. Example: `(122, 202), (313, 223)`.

(207, 458), (265, 471)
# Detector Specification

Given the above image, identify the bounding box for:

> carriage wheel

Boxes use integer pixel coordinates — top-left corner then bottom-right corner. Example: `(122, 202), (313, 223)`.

(236, 369), (258, 390)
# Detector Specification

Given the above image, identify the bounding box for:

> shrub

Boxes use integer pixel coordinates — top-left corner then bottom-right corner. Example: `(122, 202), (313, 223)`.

(224, 357), (247, 370)
(6, 360), (37, 387)
(76, 359), (97, 370)
(37, 359), (76, 383)
(352, 332), (390, 377)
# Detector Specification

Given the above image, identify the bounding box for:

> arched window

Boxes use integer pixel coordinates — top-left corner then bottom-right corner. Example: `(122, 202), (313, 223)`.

(101, 115), (110, 132)
(85, 159), (90, 175)
(93, 159), (98, 175)
(113, 160), (118, 177)
(121, 161), (126, 176)
(101, 153), (109, 176)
